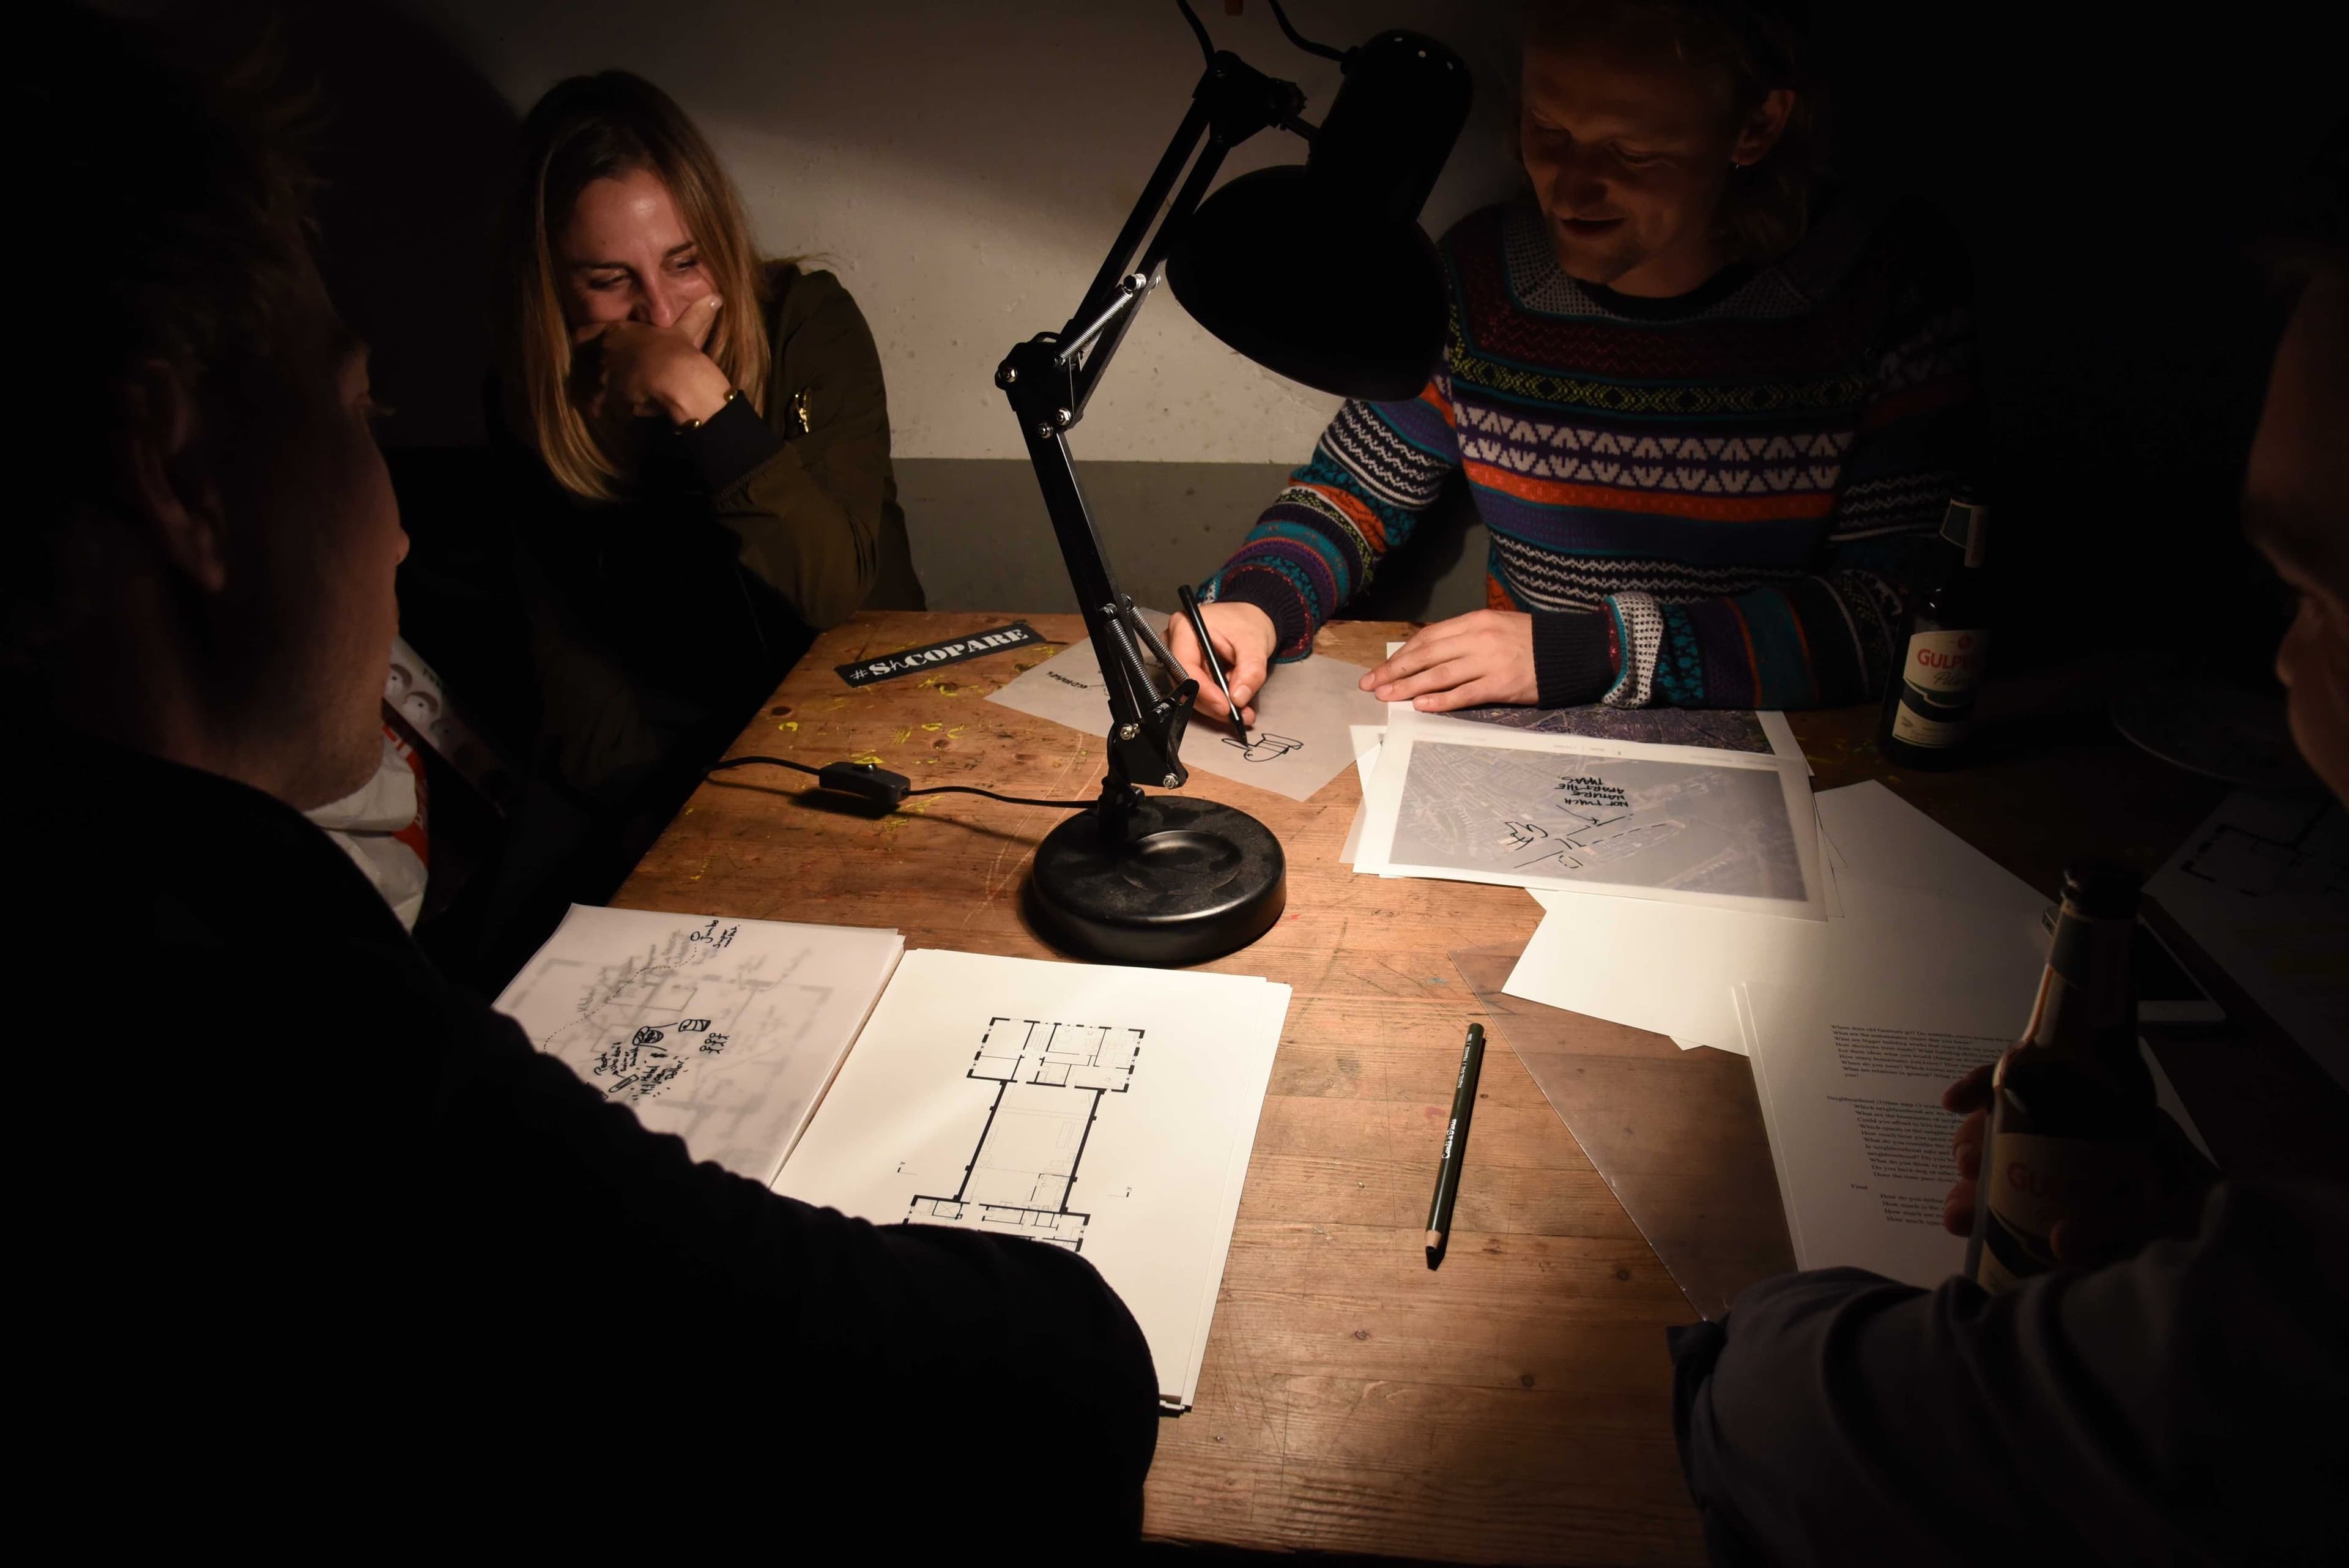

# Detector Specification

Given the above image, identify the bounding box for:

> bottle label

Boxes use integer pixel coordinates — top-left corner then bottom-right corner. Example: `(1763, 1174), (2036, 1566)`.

(1974, 1129), (2150, 1290)
(1890, 628), (1988, 748)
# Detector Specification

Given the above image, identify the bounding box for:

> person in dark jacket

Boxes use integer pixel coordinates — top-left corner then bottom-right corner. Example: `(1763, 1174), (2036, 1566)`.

(470, 70), (927, 965)
(13, 10), (1154, 1546)
(1667, 172), (2349, 1567)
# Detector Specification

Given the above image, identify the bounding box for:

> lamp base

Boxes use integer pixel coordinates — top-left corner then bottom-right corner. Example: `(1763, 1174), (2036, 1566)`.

(1028, 795), (1286, 966)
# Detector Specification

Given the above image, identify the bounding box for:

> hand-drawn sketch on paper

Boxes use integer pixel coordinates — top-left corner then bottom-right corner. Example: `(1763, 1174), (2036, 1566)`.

(496, 905), (903, 1181)
(1388, 741), (1809, 904)
(2176, 795), (2346, 897)
(987, 611), (1385, 801)
(906, 1016), (1144, 1251)
(2150, 792), (2348, 1084)
(1222, 731), (1303, 764)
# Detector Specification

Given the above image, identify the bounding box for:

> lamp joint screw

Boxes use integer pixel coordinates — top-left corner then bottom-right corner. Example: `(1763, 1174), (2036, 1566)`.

(997, 365), (1018, 385)
(1118, 723), (1139, 741)
(1053, 407), (1073, 426)
(1162, 773), (1182, 788)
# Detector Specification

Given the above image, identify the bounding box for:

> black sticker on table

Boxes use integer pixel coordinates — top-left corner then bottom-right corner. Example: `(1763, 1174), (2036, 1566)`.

(836, 622), (1048, 687)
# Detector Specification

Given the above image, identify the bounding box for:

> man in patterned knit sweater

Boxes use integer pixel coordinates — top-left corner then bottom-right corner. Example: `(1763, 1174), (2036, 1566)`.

(1168, 0), (1976, 718)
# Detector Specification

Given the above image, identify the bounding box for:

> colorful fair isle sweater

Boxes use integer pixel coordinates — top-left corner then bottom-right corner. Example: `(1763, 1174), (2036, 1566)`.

(1204, 195), (1976, 710)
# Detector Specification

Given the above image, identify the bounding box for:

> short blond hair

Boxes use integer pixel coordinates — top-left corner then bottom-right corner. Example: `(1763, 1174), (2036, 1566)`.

(497, 72), (771, 502)
(1524, 0), (1822, 266)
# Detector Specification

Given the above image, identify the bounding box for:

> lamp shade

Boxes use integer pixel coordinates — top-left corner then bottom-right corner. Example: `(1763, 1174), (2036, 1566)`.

(1167, 30), (1471, 402)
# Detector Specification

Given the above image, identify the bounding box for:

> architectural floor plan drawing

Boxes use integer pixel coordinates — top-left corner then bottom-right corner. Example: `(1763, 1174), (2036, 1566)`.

(2151, 792), (2348, 1088)
(771, 947), (1293, 1409)
(908, 1017), (1144, 1250)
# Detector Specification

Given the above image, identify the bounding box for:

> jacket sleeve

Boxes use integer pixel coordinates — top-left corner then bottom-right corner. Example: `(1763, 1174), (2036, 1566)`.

(700, 272), (901, 631)
(1671, 1181), (2349, 1567)
(1601, 212), (1980, 712)
(1202, 376), (1465, 661)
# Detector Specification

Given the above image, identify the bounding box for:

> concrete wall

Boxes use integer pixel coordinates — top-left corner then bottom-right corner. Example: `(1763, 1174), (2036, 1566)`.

(394, 0), (1523, 615)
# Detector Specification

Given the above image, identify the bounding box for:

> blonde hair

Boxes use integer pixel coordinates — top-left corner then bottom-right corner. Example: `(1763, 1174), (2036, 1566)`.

(497, 71), (771, 502)
(1523, 0), (1823, 266)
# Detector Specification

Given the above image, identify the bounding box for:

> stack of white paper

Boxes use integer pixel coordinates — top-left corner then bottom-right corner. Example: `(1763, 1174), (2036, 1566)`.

(1497, 782), (2213, 1285)
(1503, 781), (2054, 1054)
(495, 904), (907, 1184)
(1347, 649), (1828, 920)
(776, 949), (1291, 1411)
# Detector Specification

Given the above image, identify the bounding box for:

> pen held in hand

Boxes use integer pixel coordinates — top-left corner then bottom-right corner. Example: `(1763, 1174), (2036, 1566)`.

(1425, 1020), (1487, 1269)
(1177, 584), (1255, 748)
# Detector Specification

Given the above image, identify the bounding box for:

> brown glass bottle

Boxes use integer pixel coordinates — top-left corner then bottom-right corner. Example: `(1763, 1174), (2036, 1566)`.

(1879, 494), (1992, 770)
(1965, 862), (2156, 1290)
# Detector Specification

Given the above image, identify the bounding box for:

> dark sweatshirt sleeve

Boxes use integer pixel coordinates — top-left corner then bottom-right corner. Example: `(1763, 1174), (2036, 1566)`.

(709, 272), (908, 630)
(1671, 1181), (2349, 1566)
(436, 990), (1160, 1540)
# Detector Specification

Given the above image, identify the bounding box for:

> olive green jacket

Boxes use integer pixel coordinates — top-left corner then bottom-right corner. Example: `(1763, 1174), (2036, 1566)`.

(720, 263), (924, 620)
(511, 264), (921, 812)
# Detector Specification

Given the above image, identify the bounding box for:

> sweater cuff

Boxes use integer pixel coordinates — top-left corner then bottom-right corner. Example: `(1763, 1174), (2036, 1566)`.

(1532, 611), (1614, 708)
(1209, 567), (1315, 661)
(680, 392), (782, 494)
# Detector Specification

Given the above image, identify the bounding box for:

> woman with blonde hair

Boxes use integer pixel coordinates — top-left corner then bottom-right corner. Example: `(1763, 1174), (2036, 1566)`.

(490, 70), (922, 903)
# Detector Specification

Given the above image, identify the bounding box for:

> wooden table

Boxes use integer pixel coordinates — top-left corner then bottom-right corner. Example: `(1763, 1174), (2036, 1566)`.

(614, 611), (2347, 1564)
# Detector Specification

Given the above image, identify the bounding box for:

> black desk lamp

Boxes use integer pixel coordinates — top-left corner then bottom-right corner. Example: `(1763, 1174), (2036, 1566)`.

(998, 0), (1469, 967)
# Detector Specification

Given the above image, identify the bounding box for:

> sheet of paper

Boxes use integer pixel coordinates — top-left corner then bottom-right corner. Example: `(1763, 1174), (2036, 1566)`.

(1737, 983), (2221, 1285)
(1427, 698), (1810, 771)
(774, 949), (1290, 1410)
(495, 905), (905, 1183)
(2147, 791), (2348, 1088)
(1739, 977), (2017, 1285)
(1339, 804), (1366, 864)
(2143, 1038), (2214, 1163)
(1338, 726), (1382, 865)
(1358, 711), (1825, 918)
(1817, 779), (2050, 917)
(1506, 784), (2049, 1051)
(985, 612), (1387, 801)
(1759, 710), (1810, 776)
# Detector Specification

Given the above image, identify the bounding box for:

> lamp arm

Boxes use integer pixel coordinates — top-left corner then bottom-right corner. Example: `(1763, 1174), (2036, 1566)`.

(995, 48), (1305, 829)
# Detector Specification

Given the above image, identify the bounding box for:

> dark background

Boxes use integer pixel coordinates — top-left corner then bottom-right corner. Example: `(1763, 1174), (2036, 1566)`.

(189, 0), (2339, 691)
(1809, 0), (2335, 683)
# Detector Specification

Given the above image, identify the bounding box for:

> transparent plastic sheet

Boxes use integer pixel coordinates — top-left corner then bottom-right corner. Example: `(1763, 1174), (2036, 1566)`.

(1451, 947), (1795, 1320)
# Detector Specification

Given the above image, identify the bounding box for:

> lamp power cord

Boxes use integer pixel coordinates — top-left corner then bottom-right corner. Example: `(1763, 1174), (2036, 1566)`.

(705, 754), (1096, 811)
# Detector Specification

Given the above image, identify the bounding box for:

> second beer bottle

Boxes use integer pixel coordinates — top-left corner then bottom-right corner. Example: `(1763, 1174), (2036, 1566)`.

(1965, 861), (2157, 1290)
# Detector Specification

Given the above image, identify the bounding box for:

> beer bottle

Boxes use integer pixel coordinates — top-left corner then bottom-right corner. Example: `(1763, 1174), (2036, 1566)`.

(1878, 493), (1992, 770)
(1966, 862), (2157, 1291)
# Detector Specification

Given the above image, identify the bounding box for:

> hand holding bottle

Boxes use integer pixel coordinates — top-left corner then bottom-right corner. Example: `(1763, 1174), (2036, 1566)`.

(1943, 1057), (2219, 1270)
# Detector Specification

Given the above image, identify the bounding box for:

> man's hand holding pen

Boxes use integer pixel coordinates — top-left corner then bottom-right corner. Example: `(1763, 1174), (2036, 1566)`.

(1168, 597), (1277, 729)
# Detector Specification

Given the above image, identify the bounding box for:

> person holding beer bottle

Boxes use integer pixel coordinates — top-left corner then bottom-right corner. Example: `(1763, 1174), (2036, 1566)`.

(1668, 154), (2349, 1566)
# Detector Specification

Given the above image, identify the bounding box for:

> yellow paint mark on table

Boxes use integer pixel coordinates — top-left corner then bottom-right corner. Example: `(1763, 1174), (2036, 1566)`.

(778, 719), (799, 732)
